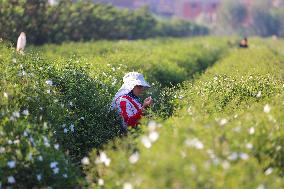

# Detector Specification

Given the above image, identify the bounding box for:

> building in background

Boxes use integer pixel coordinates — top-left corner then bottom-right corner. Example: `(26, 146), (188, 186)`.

(175, 0), (220, 22)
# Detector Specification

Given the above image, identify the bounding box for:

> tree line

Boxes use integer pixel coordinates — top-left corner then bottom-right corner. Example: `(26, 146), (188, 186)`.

(215, 0), (284, 37)
(0, 0), (208, 45)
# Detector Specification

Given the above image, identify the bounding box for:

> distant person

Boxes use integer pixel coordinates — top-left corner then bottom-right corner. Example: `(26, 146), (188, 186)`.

(239, 37), (248, 48)
(17, 32), (26, 54)
(111, 72), (153, 133)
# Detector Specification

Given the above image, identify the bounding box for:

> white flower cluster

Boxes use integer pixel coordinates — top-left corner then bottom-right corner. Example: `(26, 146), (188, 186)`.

(7, 160), (16, 168)
(263, 104), (271, 113)
(227, 152), (249, 161)
(184, 138), (204, 150)
(141, 121), (161, 149)
(45, 80), (53, 86)
(95, 152), (111, 166)
(7, 176), (16, 184)
(129, 152), (139, 164)
(219, 118), (228, 126)
(50, 161), (60, 174)
(123, 182), (133, 189)
(81, 157), (90, 165)
(62, 123), (75, 133)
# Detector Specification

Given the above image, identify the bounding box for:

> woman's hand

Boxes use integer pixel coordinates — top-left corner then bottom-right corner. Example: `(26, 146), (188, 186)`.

(143, 96), (153, 109)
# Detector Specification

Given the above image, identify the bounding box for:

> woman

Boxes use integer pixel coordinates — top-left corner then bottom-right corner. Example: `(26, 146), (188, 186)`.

(111, 72), (153, 132)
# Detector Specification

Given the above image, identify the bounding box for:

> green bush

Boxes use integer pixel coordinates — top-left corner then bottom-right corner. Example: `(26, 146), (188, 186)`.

(83, 38), (284, 188)
(0, 0), (208, 44)
(2, 37), (284, 188)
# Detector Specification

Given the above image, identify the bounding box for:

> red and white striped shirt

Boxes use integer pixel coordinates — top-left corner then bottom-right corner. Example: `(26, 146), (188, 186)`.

(114, 94), (143, 128)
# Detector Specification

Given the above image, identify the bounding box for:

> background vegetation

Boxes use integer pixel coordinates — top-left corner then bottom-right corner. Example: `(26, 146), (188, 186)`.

(0, 0), (208, 45)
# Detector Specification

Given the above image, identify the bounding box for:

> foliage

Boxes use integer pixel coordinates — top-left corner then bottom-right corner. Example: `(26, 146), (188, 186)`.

(216, 0), (248, 34)
(83, 38), (284, 188)
(0, 0), (208, 44)
(1, 37), (284, 188)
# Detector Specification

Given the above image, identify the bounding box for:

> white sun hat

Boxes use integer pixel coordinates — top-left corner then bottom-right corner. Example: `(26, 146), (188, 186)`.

(111, 72), (150, 110)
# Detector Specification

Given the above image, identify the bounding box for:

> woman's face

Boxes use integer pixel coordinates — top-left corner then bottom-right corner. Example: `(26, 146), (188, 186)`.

(132, 85), (144, 96)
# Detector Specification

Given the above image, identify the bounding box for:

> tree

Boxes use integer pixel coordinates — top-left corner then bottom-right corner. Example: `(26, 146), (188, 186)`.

(250, 0), (280, 37)
(215, 0), (248, 35)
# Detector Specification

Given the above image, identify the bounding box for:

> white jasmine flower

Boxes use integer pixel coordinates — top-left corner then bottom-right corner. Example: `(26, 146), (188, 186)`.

(101, 152), (111, 166)
(64, 128), (68, 133)
(69, 101), (73, 106)
(276, 146), (281, 151)
(12, 111), (20, 118)
(187, 107), (193, 115)
(70, 124), (74, 132)
(246, 143), (253, 149)
(256, 91), (261, 98)
(141, 136), (152, 149)
(50, 162), (58, 169)
(3, 92), (8, 98)
(239, 153), (249, 160)
(148, 120), (157, 131)
(45, 80), (53, 86)
(0, 147), (5, 153)
(228, 152), (238, 161)
(98, 178), (104, 186)
(53, 167), (59, 174)
(184, 138), (204, 150)
(257, 184), (265, 189)
(13, 140), (20, 144)
(123, 182), (133, 189)
(38, 155), (43, 161)
(148, 131), (159, 142)
(222, 161), (230, 170)
(219, 118), (228, 126)
(264, 168), (273, 175)
(7, 176), (16, 184)
(12, 58), (17, 63)
(249, 127), (255, 135)
(43, 136), (50, 147)
(22, 109), (29, 116)
(7, 160), (16, 168)
(23, 131), (28, 137)
(96, 152), (111, 166)
(54, 144), (59, 150)
(36, 174), (42, 181)
(129, 152), (139, 164)
(81, 157), (90, 165)
(263, 104), (271, 113)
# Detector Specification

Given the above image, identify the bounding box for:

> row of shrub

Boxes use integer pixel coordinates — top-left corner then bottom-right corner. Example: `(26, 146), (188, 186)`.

(83, 39), (284, 188)
(0, 37), (227, 188)
(0, 0), (208, 45)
